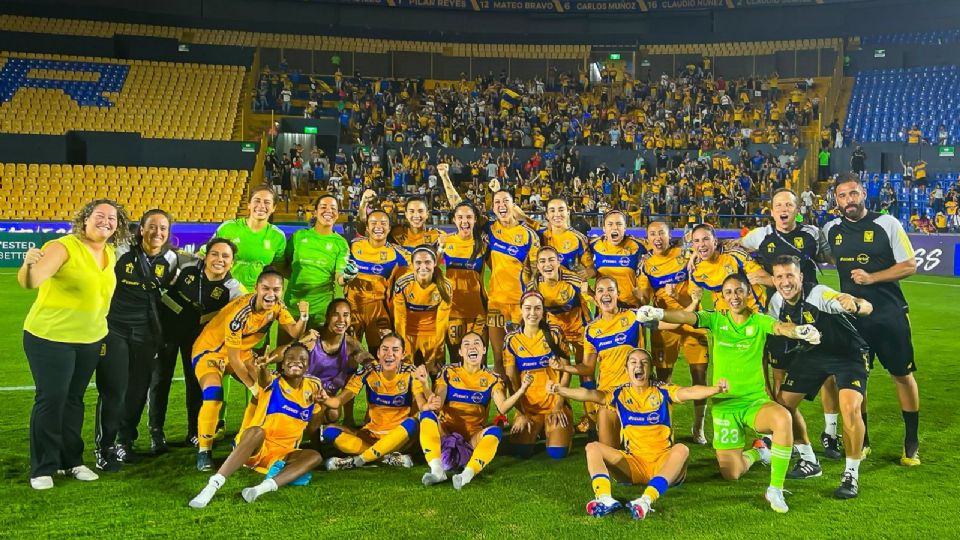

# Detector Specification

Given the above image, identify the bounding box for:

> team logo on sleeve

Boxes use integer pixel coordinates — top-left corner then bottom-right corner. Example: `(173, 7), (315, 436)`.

(864, 231), (874, 243)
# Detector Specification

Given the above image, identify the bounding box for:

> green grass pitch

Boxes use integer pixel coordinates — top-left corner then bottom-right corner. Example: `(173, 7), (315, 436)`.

(0, 271), (957, 538)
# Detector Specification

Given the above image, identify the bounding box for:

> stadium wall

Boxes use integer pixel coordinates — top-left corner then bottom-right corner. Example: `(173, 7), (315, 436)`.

(829, 144), (959, 176)
(1, 0), (959, 45)
(0, 133), (259, 170)
(847, 43), (960, 72)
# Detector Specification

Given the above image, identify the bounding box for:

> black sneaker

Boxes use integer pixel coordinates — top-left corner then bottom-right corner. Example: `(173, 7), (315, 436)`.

(834, 471), (859, 499)
(114, 444), (143, 464)
(786, 459), (823, 479)
(821, 432), (843, 460)
(196, 450), (214, 472)
(150, 429), (169, 455)
(95, 449), (122, 473)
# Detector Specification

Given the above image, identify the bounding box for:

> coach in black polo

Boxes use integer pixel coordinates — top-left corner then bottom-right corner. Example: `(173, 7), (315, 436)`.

(823, 173), (920, 466)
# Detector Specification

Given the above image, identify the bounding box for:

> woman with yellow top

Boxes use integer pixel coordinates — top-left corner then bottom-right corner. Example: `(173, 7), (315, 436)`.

(540, 198), (595, 278)
(392, 246), (452, 375)
(19, 199), (130, 490)
(590, 210), (648, 309)
(439, 163), (537, 381)
(346, 209), (408, 353)
(549, 349), (727, 520)
(504, 291), (575, 458)
(440, 202), (488, 362)
(419, 331), (533, 489)
(389, 196), (442, 249)
(688, 224), (771, 312)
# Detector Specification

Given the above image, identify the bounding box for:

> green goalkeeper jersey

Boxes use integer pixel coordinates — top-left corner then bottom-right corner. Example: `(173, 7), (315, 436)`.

(284, 227), (350, 324)
(210, 219), (287, 291)
(696, 310), (777, 410)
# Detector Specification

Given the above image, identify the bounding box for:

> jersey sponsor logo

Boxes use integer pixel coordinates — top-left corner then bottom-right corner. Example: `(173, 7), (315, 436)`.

(857, 254), (870, 264)
(619, 256), (631, 266)
(507, 245), (519, 256)
(864, 231), (874, 243)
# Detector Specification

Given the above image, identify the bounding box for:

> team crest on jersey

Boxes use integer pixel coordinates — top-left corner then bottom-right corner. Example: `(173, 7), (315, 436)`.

(396, 380), (408, 393)
(793, 237), (804, 249)
(380, 251), (388, 261)
(563, 241), (571, 250)
(863, 231), (874, 243)
(514, 234), (523, 243)
(184, 275), (195, 285)
(211, 287), (223, 299)
(835, 233), (843, 245)
(620, 317), (630, 328)
(154, 265), (165, 278)
(803, 311), (815, 323)
(723, 265), (733, 274)
(560, 289), (571, 301)
(431, 291), (441, 303)
(304, 390), (313, 402)
(479, 377), (488, 387)
(125, 262), (135, 274)
(647, 392), (662, 408)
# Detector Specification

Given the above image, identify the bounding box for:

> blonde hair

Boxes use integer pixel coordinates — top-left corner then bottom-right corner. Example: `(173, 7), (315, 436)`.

(72, 199), (131, 245)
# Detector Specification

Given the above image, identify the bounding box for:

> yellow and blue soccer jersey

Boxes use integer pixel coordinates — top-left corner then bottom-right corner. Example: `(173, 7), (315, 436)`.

(502, 327), (566, 415)
(392, 272), (452, 340)
(484, 220), (539, 304)
(638, 246), (693, 310)
(440, 233), (486, 319)
(540, 227), (594, 271)
(590, 237), (648, 307)
(530, 269), (589, 340)
(390, 225), (442, 250)
(348, 238), (408, 305)
(689, 251), (766, 312)
(237, 374), (323, 457)
(438, 364), (504, 436)
(584, 310), (644, 391)
(192, 294), (296, 368)
(609, 383), (681, 458)
(344, 363), (424, 435)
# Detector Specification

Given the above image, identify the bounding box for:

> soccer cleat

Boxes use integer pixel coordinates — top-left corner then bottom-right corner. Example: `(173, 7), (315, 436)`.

(820, 432), (843, 460)
(422, 471), (448, 487)
(764, 486), (789, 514)
(691, 427), (707, 445)
(188, 484), (218, 509)
(214, 420), (226, 442)
(29, 476), (54, 490)
(150, 429), (169, 455)
(114, 444), (142, 464)
(196, 451), (214, 472)
(753, 437), (772, 466)
(586, 498), (623, 517)
(325, 457), (357, 471)
(786, 459), (823, 479)
(900, 450), (921, 467)
(382, 452), (414, 468)
(834, 471), (859, 499)
(95, 449), (122, 473)
(59, 465), (99, 482)
(628, 497), (653, 520)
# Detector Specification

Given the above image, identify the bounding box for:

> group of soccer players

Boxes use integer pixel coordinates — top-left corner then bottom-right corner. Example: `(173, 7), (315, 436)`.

(188, 169), (921, 513)
(51, 170), (916, 515)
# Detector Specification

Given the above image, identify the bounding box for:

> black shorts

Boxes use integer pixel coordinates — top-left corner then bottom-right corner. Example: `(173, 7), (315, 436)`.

(781, 351), (870, 401)
(765, 336), (792, 371)
(856, 312), (916, 377)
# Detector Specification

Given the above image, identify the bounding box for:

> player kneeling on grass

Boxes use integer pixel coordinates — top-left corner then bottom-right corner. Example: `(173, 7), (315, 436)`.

(767, 255), (871, 499)
(421, 331), (534, 489)
(189, 344), (323, 508)
(637, 273), (822, 513)
(548, 349), (727, 520)
(321, 333), (428, 470)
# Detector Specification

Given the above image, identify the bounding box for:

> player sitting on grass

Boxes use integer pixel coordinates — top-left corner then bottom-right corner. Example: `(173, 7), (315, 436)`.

(637, 273), (822, 513)
(548, 348), (727, 520)
(188, 344), (324, 508)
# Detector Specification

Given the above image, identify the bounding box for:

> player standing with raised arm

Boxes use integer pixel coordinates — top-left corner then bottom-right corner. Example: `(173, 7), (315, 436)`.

(637, 273), (822, 513)
(767, 255), (871, 498)
(823, 174), (920, 465)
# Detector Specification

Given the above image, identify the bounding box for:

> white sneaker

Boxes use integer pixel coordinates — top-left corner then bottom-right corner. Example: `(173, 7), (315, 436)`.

(422, 470), (448, 486)
(60, 465), (99, 481)
(765, 486), (789, 513)
(325, 457), (357, 471)
(381, 452), (413, 468)
(30, 476), (54, 490)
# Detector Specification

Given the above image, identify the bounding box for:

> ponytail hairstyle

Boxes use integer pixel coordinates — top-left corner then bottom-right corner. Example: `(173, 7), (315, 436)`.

(412, 245), (451, 304)
(518, 291), (565, 360)
(134, 208), (174, 253)
(452, 201), (486, 266)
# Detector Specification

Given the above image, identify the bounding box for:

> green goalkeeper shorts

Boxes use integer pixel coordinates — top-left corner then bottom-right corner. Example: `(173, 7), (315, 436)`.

(711, 398), (771, 451)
